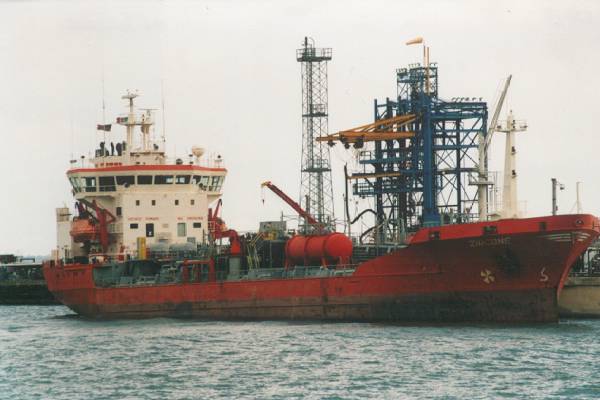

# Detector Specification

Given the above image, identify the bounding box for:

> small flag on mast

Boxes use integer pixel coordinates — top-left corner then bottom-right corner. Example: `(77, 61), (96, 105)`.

(97, 124), (112, 132)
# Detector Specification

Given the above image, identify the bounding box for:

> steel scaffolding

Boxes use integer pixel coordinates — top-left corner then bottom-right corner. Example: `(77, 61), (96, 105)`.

(296, 37), (334, 231)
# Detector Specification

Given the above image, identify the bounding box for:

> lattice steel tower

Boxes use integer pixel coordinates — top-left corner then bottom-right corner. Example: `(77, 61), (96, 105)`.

(296, 37), (334, 231)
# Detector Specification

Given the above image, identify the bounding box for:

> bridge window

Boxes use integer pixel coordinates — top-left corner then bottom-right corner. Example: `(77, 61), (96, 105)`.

(99, 176), (116, 192)
(193, 222), (202, 229)
(130, 223), (138, 229)
(193, 176), (211, 187)
(209, 176), (223, 191)
(176, 175), (191, 184)
(154, 175), (174, 184)
(69, 177), (82, 193)
(137, 175), (152, 185)
(116, 176), (135, 186)
(84, 177), (97, 192)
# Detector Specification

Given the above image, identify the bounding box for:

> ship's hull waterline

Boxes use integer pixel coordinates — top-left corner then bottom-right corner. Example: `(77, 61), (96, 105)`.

(58, 288), (558, 323)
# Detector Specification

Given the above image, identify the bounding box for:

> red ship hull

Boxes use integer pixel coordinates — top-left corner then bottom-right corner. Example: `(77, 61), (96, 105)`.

(43, 214), (600, 323)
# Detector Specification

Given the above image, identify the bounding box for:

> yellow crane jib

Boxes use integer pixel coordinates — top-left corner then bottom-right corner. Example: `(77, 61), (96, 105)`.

(347, 172), (403, 180)
(316, 113), (417, 148)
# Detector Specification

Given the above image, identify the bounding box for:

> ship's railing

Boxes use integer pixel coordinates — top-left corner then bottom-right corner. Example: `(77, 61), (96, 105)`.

(86, 250), (210, 265)
(94, 263), (359, 288)
(296, 47), (332, 62)
(438, 212), (480, 225)
(239, 265), (357, 281)
(72, 152), (226, 170)
(148, 249), (211, 260)
(116, 113), (154, 126)
(162, 155), (226, 170)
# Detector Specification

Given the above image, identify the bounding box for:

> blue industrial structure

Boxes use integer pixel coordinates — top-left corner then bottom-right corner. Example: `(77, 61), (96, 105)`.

(350, 62), (488, 241)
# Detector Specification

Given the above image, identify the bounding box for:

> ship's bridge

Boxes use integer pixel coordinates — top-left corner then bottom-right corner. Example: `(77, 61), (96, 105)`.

(67, 164), (227, 198)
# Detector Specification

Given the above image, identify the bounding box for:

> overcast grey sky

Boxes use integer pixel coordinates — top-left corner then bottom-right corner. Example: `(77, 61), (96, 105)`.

(1, 0), (599, 255)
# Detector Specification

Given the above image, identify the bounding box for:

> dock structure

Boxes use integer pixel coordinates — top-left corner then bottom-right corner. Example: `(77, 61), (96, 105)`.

(0, 256), (58, 305)
(560, 240), (600, 317)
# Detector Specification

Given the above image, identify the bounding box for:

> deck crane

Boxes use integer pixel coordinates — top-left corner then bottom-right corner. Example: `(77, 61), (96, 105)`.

(208, 199), (242, 255)
(485, 75), (512, 153)
(477, 75), (512, 220)
(261, 181), (324, 233)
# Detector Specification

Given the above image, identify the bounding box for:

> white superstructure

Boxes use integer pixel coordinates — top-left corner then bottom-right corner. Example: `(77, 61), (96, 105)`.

(57, 92), (226, 260)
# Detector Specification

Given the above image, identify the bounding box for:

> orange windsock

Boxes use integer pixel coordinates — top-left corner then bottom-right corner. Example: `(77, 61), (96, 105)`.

(406, 37), (423, 45)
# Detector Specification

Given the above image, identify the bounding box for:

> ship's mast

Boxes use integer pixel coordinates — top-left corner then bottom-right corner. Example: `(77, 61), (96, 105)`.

(117, 91), (156, 154)
(139, 109), (156, 152)
(497, 110), (527, 218)
(122, 91), (138, 153)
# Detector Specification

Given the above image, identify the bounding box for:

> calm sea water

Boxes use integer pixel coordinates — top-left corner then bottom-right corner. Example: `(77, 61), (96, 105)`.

(1, 306), (599, 399)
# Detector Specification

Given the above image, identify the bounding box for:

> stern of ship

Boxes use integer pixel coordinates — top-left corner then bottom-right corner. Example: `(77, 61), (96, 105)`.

(43, 260), (99, 316)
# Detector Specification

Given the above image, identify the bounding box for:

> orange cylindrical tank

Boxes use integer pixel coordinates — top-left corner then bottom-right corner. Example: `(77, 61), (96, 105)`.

(285, 233), (353, 266)
(285, 235), (308, 265)
(70, 218), (99, 243)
